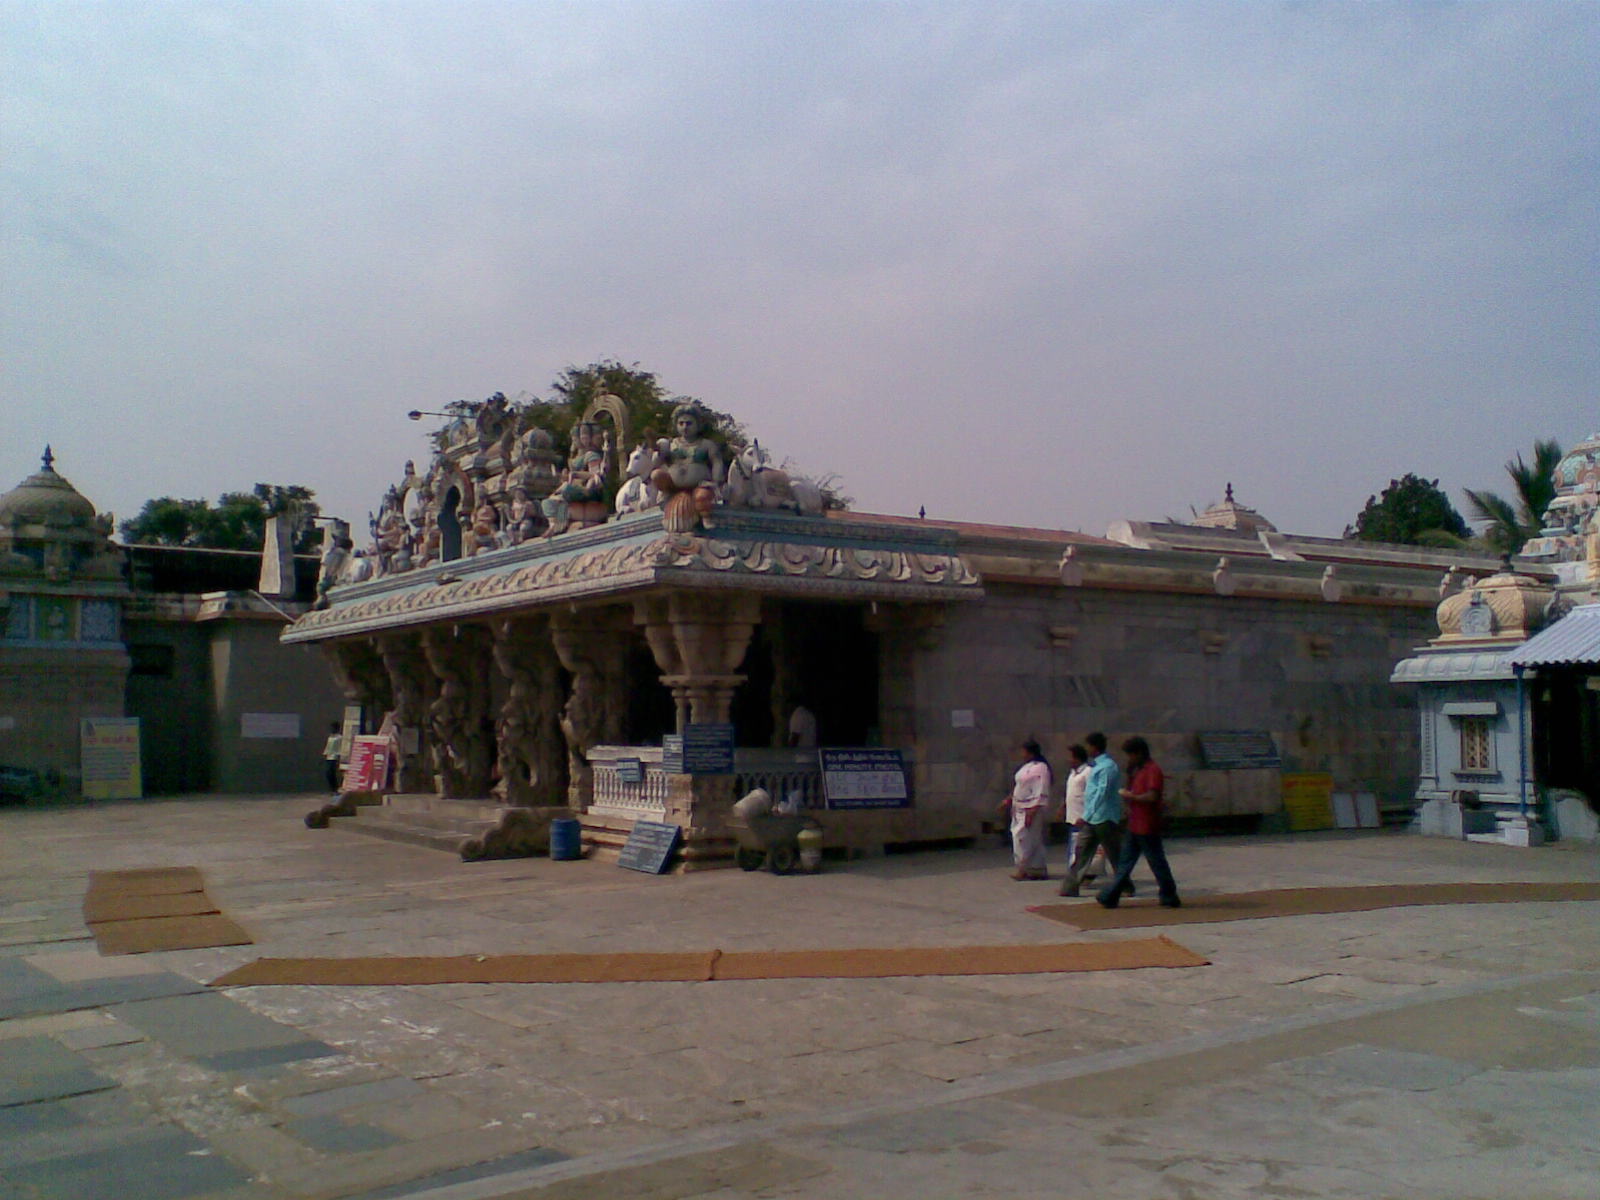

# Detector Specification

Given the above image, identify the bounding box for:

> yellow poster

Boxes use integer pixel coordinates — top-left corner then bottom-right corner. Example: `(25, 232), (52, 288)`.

(1281, 771), (1334, 831)
(81, 717), (143, 800)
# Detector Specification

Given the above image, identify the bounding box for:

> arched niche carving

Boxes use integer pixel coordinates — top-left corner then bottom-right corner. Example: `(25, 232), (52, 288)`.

(580, 393), (631, 487)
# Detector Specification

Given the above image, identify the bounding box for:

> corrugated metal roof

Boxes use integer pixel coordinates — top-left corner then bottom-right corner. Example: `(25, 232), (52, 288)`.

(1510, 603), (1600, 667)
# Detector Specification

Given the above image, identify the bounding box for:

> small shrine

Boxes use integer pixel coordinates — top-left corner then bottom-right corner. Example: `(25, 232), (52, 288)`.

(0, 449), (131, 793)
(1391, 561), (1566, 843)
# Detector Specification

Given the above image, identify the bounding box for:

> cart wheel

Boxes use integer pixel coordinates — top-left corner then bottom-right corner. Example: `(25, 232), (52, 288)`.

(736, 847), (764, 872)
(767, 843), (798, 875)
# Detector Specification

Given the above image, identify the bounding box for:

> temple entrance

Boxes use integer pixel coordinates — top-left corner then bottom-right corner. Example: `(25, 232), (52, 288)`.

(764, 601), (880, 747)
(1532, 669), (1600, 811)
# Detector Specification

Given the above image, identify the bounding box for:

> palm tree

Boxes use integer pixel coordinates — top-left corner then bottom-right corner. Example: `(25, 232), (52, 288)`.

(1464, 439), (1563, 555)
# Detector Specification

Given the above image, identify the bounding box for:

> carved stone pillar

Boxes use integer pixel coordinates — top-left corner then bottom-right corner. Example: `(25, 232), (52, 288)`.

(377, 634), (436, 792)
(549, 608), (631, 808)
(633, 591), (760, 729)
(421, 623), (495, 798)
(489, 615), (567, 806)
(323, 638), (392, 713)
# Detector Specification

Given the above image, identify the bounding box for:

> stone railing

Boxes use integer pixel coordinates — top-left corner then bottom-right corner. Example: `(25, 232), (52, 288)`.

(587, 745), (672, 819)
(732, 748), (826, 811)
(588, 744), (913, 818)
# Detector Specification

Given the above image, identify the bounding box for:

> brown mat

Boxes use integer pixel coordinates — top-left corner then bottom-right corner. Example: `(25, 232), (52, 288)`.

(712, 938), (1206, 979)
(212, 951), (722, 987)
(1030, 881), (1600, 931)
(210, 937), (1206, 988)
(86, 867), (205, 898)
(93, 914), (254, 956)
(85, 867), (251, 955)
(84, 891), (220, 924)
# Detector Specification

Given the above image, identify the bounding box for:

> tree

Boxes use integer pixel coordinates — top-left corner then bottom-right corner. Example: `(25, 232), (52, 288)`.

(520, 360), (746, 450)
(1464, 439), (1562, 555)
(1347, 474), (1471, 546)
(120, 484), (321, 552)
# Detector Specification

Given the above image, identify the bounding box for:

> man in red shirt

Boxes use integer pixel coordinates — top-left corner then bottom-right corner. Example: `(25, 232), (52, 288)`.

(1095, 736), (1182, 909)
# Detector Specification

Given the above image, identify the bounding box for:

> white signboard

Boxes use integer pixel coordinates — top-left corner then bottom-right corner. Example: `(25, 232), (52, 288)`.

(241, 712), (301, 739)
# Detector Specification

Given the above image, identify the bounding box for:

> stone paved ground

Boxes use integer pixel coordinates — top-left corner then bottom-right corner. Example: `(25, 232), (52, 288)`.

(2, 794), (1598, 1199)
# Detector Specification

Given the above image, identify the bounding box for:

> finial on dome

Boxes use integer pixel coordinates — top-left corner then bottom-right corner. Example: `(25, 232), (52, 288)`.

(42, 445), (54, 471)
(1225, 481), (1234, 503)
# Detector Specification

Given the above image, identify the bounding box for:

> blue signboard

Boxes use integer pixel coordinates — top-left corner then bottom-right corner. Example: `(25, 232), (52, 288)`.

(661, 735), (684, 774)
(819, 748), (910, 809)
(682, 723), (735, 775)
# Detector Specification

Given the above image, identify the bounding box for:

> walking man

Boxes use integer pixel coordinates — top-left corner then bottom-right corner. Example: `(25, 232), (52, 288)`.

(1096, 736), (1181, 909)
(1058, 732), (1131, 898)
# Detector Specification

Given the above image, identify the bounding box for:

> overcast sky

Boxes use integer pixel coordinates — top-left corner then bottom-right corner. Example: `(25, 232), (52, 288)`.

(4, 2), (1596, 542)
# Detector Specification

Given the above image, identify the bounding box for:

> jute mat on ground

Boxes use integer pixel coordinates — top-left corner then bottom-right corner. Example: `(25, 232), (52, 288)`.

(85, 867), (252, 955)
(209, 936), (1206, 988)
(1030, 881), (1600, 931)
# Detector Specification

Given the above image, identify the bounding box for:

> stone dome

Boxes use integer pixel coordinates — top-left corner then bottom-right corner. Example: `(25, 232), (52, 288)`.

(0, 448), (98, 532)
(1435, 566), (1555, 643)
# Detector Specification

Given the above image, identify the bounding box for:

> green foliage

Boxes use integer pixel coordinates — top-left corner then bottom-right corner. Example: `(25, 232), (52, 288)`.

(120, 484), (321, 552)
(517, 360), (746, 450)
(1464, 438), (1562, 555)
(1347, 474), (1470, 546)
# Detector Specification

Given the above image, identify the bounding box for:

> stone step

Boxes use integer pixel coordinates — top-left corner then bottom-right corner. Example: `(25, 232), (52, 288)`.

(380, 794), (505, 824)
(329, 815), (476, 854)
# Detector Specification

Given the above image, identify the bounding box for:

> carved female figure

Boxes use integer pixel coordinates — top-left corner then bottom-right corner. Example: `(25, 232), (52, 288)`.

(651, 404), (724, 531)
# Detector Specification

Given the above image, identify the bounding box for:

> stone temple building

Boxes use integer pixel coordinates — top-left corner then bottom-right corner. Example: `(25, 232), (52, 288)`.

(0, 450), (342, 799)
(285, 395), (1527, 865)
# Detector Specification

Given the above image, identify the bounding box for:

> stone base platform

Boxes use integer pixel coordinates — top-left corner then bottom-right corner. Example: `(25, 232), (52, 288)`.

(580, 810), (737, 872)
(328, 794), (574, 860)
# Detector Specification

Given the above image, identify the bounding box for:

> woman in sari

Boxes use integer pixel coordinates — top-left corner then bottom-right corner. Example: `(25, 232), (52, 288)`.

(1000, 738), (1053, 880)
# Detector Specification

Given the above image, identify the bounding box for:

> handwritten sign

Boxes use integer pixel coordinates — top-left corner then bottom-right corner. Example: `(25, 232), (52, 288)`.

(617, 820), (682, 874)
(1281, 772), (1335, 831)
(81, 717), (143, 800)
(820, 748), (910, 809)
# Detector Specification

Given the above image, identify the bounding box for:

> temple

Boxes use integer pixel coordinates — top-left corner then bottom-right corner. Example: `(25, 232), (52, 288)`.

(287, 392), (1577, 865)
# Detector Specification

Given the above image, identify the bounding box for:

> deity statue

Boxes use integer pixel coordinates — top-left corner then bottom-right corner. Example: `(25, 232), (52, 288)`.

(651, 403), (724, 531)
(470, 498), (501, 555)
(541, 420), (610, 535)
(505, 485), (542, 544)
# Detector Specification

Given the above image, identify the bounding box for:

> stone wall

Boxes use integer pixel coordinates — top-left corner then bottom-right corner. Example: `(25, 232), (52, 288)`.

(905, 582), (1433, 832)
(0, 645), (128, 791)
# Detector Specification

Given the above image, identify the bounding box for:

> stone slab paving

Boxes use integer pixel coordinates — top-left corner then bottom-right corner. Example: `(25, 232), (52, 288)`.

(0, 794), (1597, 1198)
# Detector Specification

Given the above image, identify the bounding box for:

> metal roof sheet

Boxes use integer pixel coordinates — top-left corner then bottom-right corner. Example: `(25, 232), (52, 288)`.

(1509, 603), (1600, 668)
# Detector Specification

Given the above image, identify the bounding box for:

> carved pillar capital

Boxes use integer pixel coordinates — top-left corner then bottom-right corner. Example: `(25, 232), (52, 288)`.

(634, 590), (759, 728)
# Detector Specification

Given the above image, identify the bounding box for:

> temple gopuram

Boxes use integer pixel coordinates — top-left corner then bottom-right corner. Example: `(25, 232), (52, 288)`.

(288, 392), (1543, 865)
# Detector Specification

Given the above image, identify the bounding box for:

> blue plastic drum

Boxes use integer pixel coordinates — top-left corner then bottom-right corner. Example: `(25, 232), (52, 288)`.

(549, 817), (582, 861)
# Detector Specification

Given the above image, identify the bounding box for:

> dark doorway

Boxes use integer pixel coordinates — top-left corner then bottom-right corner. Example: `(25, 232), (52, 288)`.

(625, 638), (678, 744)
(1532, 668), (1600, 811)
(439, 487), (462, 562)
(779, 602), (880, 746)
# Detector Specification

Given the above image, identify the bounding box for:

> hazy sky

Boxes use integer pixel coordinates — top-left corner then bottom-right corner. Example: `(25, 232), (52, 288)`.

(4, 2), (1596, 541)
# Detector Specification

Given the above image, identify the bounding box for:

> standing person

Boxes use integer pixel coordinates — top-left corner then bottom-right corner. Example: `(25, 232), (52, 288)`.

(321, 721), (343, 794)
(787, 700), (818, 749)
(1097, 736), (1181, 909)
(1059, 743), (1090, 880)
(1000, 738), (1053, 881)
(1059, 731), (1132, 898)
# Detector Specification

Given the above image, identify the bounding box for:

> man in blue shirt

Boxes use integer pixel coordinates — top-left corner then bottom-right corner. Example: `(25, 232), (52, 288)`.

(1058, 731), (1133, 898)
